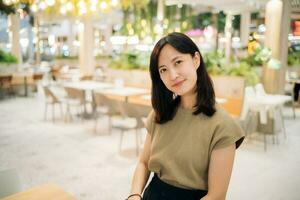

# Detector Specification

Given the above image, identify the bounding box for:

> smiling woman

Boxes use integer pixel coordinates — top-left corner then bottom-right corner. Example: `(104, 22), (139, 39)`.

(126, 32), (245, 200)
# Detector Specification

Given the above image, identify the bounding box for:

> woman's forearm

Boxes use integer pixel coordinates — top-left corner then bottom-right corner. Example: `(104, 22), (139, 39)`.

(129, 162), (151, 195)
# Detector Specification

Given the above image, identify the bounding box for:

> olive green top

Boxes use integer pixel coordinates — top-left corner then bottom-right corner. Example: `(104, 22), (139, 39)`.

(145, 105), (245, 190)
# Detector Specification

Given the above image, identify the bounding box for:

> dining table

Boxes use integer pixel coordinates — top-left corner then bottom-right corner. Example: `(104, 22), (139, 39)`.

(127, 94), (227, 107)
(1, 184), (76, 200)
(94, 86), (150, 102)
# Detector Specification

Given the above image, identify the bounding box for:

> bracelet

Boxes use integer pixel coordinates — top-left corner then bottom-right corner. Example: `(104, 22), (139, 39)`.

(126, 193), (142, 200)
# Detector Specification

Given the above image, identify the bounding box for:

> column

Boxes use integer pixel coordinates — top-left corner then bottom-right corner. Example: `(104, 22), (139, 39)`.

(263, 0), (291, 94)
(34, 13), (41, 65)
(8, 13), (22, 67)
(240, 11), (251, 47)
(79, 15), (95, 77)
(104, 25), (113, 55)
(224, 12), (233, 60)
(68, 20), (76, 56)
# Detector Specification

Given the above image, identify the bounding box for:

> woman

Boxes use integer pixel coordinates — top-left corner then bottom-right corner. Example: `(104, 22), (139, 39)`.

(126, 32), (245, 200)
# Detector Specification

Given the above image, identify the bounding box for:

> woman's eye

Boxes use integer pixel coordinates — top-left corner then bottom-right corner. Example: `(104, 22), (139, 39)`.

(175, 60), (182, 65)
(159, 68), (167, 74)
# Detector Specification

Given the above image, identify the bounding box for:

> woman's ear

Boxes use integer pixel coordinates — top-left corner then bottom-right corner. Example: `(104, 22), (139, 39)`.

(193, 52), (201, 69)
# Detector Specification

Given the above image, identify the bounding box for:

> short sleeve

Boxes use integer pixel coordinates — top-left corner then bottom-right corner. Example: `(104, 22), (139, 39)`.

(145, 110), (155, 136)
(211, 117), (245, 150)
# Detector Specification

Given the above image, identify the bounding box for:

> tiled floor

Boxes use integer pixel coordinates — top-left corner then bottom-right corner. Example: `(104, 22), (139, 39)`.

(0, 96), (299, 200)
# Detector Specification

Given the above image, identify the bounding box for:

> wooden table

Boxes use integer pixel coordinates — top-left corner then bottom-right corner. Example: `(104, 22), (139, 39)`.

(1, 184), (76, 200)
(95, 86), (150, 102)
(128, 95), (227, 107)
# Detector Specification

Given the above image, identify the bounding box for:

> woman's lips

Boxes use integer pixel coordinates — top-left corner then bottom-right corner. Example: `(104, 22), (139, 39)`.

(172, 80), (185, 87)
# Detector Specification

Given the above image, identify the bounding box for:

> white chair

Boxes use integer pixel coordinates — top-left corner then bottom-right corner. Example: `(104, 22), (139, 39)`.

(255, 83), (295, 118)
(43, 86), (64, 122)
(243, 85), (287, 151)
(93, 92), (122, 134)
(64, 87), (88, 122)
(116, 101), (151, 155)
(0, 169), (22, 198)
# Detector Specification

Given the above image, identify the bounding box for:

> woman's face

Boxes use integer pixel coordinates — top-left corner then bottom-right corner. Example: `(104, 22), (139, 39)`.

(158, 44), (200, 97)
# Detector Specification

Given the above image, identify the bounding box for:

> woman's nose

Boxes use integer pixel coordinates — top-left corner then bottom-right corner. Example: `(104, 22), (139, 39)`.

(169, 68), (179, 80)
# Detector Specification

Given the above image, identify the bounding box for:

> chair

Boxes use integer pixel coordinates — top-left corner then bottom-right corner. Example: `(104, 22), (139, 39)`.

(0, 169), (21, 198)
(0, 75), (13, 98)
(64, 87), (87, 122)
(43, 86), (64, 122)
(242, 86), (287, 151)
(116, 101), (151, 155)
(93, 92), (122, 134)
(255, 83), (289, 137)
(11, 72), (34, 96)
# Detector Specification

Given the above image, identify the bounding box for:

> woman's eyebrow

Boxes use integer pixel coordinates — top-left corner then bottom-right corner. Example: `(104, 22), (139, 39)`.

(158, 55), (183, 69)
(158, 65), (166, 69)
(171, 56), (182, 62)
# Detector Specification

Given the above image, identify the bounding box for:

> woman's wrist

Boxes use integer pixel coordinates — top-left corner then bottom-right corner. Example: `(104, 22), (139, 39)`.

(126, 193), (142, 200)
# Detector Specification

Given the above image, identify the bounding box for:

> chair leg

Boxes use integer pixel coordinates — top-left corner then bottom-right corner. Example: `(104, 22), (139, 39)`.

(263, 133), (267, 152)
(59, 103), (63, 120)
(279, 108), (287, 139)
(65, 104), (72, 122)
(94, 118), (98, 134)
(292, 102), (296, 119)
(119, 131), (124, 153)
(52, 104), (55, 123)
(44, 103), (48, 120)
(108, 117), (112, 134)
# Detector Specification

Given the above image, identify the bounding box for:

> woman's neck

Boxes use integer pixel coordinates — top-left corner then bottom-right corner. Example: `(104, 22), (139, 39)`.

(180, 92), (197, 109)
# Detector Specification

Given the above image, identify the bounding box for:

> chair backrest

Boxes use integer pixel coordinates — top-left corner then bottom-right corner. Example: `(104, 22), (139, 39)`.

(211, 75), (245, 117)
(93, 92), (122, 115)
(255, 83), (267, 96)
(245, 86), (256, 99)
(0, 169), (21, 198)
(43, 86), (60, 103)
(119, 101), (152, 128)
(64, 87), (85, 103)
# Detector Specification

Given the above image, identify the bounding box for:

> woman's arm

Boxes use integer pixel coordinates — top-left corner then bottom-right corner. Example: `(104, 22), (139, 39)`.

(127, 134), (152, 200)
(201, 144), (236, 200)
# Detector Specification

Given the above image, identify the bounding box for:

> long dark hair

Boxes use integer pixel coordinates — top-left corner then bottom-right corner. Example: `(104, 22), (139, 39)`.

(149, 32), (216, 124)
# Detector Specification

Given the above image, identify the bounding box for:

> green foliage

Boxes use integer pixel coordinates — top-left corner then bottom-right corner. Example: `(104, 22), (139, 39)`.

(288, 47), (300, 66)
(204, 51), (259, 85)
(203, 50), (227, 74)
(240, 46), (272, 67)
(217, 11), (226, 33)
(110, 51), (150, 70)
(0, 49), (18, 64)
(55, 55), (78, 60)
(191, 12), (213, 29)
(226, 62), (259, 86)
(0, 0), (16, 15)
(232, 15), (240, 31)
(109, 49), (259, 85)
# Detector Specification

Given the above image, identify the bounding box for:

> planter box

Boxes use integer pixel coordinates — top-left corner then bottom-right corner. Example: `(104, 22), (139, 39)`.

(0, 63), (18, 74)
(106, 68), (151, 89)
(54, 58), (111, 68)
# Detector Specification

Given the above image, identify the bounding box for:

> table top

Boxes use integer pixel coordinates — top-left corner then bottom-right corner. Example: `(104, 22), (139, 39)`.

(247, 94), (291, 107)
(127, 95), (227, 107)
(287, 78), (300, 84)
(96, 86), (150, 97)
(1, 184), (76, 200)
(63, 81), (113, 91)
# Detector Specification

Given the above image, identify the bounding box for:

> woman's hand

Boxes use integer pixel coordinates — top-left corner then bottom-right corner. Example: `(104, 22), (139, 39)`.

(127, 196), (142, 200)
